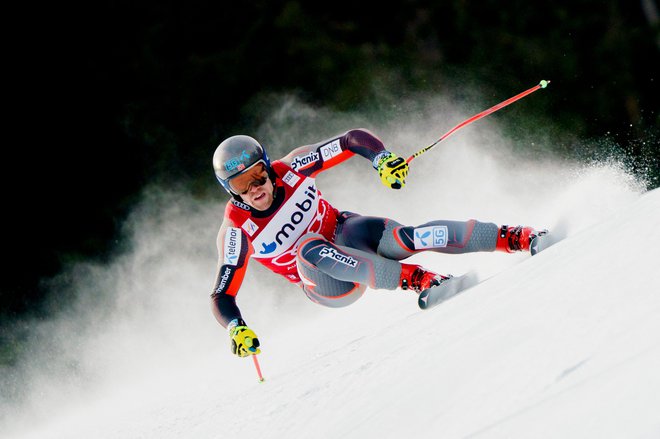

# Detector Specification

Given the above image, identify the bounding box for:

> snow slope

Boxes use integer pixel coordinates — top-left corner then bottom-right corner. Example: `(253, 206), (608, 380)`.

(2, 108), (659, 438)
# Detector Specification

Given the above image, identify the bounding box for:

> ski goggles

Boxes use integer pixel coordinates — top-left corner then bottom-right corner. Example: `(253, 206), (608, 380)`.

(228, 160), (269, 195)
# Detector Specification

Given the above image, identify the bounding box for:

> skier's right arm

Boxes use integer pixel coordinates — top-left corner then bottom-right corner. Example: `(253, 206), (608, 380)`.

(210, 220), (253, 329)
(210, 220), (261, 357)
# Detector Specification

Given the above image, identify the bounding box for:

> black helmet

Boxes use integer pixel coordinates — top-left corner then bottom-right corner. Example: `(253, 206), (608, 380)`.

(213, 135), (272, 195)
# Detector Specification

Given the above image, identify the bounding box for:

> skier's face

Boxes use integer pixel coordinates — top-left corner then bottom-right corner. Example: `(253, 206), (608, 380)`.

(231, 163), (274, 210)
(242, 177), (274, 211)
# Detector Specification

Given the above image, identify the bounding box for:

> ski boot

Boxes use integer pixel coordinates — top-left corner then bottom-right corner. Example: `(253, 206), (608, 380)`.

(400, 263), (451, 294)
(496, 225), (549, 255)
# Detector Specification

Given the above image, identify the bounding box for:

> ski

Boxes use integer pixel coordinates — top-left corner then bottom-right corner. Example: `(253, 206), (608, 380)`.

(418, 272), (478, 310)
(530, 229), (551, 255)
(419, 230), (555, 310)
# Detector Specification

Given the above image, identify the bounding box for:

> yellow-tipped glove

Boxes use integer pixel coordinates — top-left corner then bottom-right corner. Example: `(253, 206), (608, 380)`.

(374, 151), (409, 189)
(228, 318), (261, 357)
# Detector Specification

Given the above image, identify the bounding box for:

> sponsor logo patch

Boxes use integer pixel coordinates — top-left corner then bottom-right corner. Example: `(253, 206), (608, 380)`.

(231, 199), (251, 211)
(252, 182), (319, 256)
(216, 266), (233, 292)
(242, 219), (259, 237)
(224, 150), (250, 172)
(291, 151), (320, 171)
(282, 171), (301, 187)
(319, 246), (358, 267)
(224, 227), (242, 265)
(413, 226), (448, 249)
(320, 139), (342, 161)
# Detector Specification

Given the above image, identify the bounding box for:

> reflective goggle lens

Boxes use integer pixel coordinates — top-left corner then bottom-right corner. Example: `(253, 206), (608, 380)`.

(229, 162), (268, 194)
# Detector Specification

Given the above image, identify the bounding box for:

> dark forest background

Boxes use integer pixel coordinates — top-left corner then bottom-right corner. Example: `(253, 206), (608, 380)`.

(3, 0), (658, 323)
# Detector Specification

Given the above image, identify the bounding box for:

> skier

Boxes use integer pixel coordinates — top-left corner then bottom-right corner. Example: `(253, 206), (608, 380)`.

(211, 129), (544, 357)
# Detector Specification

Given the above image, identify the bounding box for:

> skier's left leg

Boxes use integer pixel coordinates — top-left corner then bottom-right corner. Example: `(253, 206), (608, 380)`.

(335, 212), (541, 260)
(334, 212), (543, 293)
(382, 220), (540, 258)
(335, 213), (492, 260)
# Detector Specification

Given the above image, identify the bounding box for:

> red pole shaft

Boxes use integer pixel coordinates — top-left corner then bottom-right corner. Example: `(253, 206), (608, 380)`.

(406, 81), (549, 164)
(252, 355), (265, 382)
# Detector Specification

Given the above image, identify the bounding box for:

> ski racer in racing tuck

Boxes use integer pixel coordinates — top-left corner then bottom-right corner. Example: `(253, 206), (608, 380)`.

(210, 129), (546, 357)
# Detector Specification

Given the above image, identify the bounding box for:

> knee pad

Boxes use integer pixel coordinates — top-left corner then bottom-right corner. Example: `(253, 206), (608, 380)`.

(297, 233), (327, 257)
(297, 234), (366, 308)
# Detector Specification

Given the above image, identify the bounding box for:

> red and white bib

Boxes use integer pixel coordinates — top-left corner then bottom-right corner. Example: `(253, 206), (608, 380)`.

(224, 161), (339, 283)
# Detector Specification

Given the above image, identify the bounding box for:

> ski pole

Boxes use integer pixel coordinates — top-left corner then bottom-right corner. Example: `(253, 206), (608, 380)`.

(252, 354), (265, 383)
(406, 80), (550, 164)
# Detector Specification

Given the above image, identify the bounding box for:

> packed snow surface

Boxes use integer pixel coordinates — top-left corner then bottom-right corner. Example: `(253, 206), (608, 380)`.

(3, 110), (659, 438)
